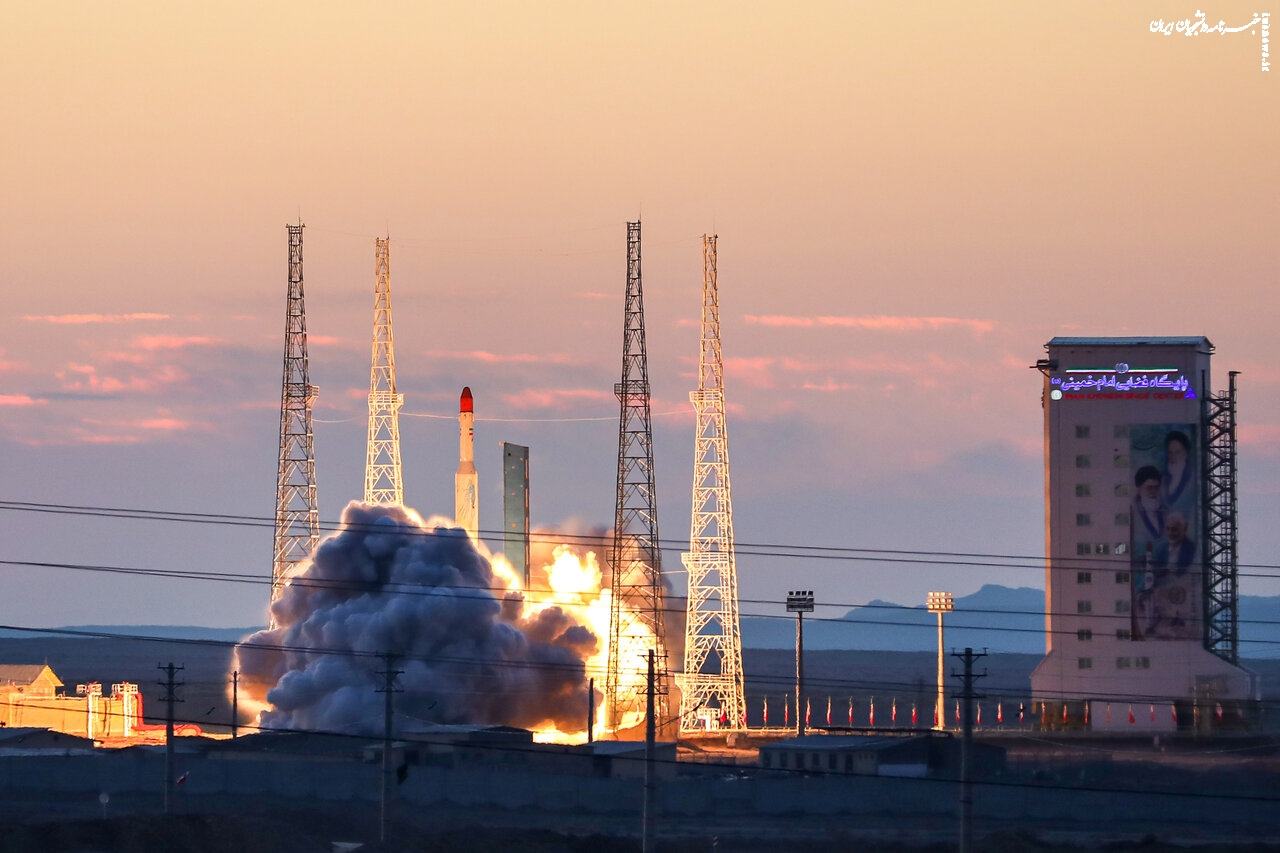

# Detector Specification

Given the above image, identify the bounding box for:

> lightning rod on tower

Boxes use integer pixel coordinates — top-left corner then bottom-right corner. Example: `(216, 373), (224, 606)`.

(271, 223), (319, 625)
(605, 220), (670, 735)
(678, 234), (746, 733)
(364, 237), (405, 505)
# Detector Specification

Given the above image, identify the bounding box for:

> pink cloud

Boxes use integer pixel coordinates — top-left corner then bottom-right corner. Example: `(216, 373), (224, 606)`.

(0, 394), (48, 407)
(501, 388), (614, 410)
(307, 335), (348, 347)
(799, 380), (853, 393)
(130, 335), (221, 351)
(745, 314), (993, 334)
(138, 417), (198, 431)
(723, 356), (777, 389)
(22, 313), (169, 325)
(55, 363), (188, 395)
(424, 349), (578, 365)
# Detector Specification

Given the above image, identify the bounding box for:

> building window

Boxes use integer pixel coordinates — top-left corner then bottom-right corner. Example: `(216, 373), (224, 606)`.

(1116, 600), (1131, 613)
(1076, 483), (1092, 497)
(811, 753), (821, 769)
(1116, 571), (1131, 584)
(1078, 658), (1093, 670)
(1077, 629), (1093, 641)
(1077, 542), (1092, 555)
(844, 754), (853, 772)
(1076, 514), (1092, 526)
(1136, 657), (1151, 669)
(1077, 571), (1092, 584)
(1076, 425), (1091, 438)
(1116, 657), (1132, 669)
(1077, 601), (1092, 613)
(1094, 543), (1111, 555)
(1115, 544), (1129, 556)
(1114, 513), (1130, 526)
(1114, 484), (1130, 497)
(1113, 454), (1130, 467)
(1116, 628), (1132, 640)
(1076, 455), (1091, 469)
(828, 754), (837, 770)
(1114, 425), (1130, 438)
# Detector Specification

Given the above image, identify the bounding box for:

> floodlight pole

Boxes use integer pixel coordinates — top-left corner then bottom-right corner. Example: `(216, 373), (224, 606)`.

(927, 591), (954, 730)
(787, 590), (815, 736)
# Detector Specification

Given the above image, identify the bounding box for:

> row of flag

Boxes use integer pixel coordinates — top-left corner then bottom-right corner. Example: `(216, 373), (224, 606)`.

(758, 697), (1242, 727)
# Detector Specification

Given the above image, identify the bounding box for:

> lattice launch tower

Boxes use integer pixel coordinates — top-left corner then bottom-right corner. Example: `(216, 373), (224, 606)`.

(364, 238), (405, 505)
(605, 220), (670, 733)
(678, 235), (746, 733)
(271, 223), (320, 623)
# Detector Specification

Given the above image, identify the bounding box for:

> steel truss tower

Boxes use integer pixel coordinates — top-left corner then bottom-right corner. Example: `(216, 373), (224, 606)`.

(1203, 371), (1240, 665)
(364, 238), (405, 505)
(605, 220), (670, 734)
(271, 223), (319, 621)
(678, 235), (746, 733)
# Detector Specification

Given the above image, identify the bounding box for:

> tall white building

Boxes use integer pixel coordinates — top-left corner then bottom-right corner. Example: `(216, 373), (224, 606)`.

(1030, 337), (1256, 732)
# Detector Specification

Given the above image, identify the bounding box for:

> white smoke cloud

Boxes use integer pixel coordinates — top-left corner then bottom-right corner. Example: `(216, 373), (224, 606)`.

(235, 502), (598, 735)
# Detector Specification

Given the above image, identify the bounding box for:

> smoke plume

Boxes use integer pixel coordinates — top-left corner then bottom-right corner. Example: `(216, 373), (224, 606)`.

(235, 502), (598, 736)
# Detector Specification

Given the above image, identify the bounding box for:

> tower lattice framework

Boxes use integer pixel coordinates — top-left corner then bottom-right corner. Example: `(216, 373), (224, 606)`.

(364, 237), (405, 505)
(605, 220), (670, 734)
(678, 234), (746, 733)
(1203, 371), (1240, 665)
(271, 223), (320, 623)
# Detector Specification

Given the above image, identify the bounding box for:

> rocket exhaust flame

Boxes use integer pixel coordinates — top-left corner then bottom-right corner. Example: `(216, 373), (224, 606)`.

(234, 502), (603, 736)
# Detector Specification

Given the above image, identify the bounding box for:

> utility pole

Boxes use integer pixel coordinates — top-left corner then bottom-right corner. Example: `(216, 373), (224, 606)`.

(787, 591), (814, 736)
(157, 662), (183, 814)
(951, 647), (987, 853)
(643, 649), (656, 853)
(587, 678), (595, 744)
(231, 670), (239, 739)
(376, 653), (403, 844)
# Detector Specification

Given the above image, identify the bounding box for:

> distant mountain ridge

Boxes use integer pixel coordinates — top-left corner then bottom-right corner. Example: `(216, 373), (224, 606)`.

(3, 585), (1277, 658)
(740, 584), (1280, 658)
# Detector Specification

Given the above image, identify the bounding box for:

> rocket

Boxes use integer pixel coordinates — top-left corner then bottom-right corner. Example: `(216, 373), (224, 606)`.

(455, 387), (478, 540)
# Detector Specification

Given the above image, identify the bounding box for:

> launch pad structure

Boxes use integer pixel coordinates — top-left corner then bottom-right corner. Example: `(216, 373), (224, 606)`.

(605, 220), (671, 735)
(270, 223), (320, 620)
(365, 237), (405, 506)
(678, 235), (747, 734)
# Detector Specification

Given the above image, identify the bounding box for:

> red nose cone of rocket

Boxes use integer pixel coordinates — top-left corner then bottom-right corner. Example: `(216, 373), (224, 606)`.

(460, 386), (473, 413)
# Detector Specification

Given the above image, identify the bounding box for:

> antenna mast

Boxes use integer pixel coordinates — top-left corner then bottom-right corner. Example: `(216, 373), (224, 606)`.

(271, 223), (319, 622)
(605, 220), (669, 734)
(678, 234), (746, 733)
(364, 237), (405, 505)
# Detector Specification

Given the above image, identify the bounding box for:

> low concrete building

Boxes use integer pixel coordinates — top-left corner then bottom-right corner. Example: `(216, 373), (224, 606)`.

(0, 726), (95, 754)
(758, 732), (1004, 779)
(1, 664), (141, 741)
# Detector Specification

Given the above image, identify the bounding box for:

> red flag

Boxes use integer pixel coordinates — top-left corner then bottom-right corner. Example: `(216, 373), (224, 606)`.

(805, 698), (811, 726)
(891, 699), (897, 725)
(1062, 703), (1068, 723)
(869, 698), (876, 727)
(763, 696), (769, 727)
(911, 705), (918, 726)
(826, 696), (832, 727)
(1106, 704), (1111, 724)
(1172, 704), (1178, 724)
(997, 702), (1003, 724)
(933, 705), (939, 726)
(955, 700), (961, 723)
(977, 703), (982, 726)
(848, 698), (854, 727)
(1150, 705), (1156, 723)
(1019, 703), (1025, 724)
(1216, 703), (1224, 721)
(1128, 706), (1135, 724)
(1084, 703), (1089, 725)
(784, 698), (790, 726)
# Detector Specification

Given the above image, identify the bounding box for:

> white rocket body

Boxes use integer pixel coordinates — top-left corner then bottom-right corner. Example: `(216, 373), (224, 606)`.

(455, 387), (478, 539)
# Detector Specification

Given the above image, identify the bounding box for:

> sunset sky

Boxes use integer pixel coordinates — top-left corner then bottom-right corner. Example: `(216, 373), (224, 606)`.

(1, 2), (1276, 636)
